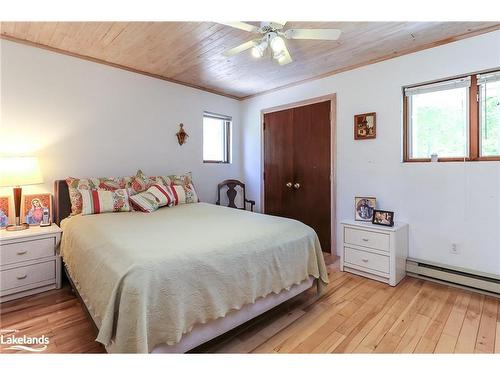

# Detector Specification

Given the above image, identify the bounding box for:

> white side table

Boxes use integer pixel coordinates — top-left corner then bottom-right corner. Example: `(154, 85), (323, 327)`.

(0, 224), (62, 302)
(340, 220), (408, 286)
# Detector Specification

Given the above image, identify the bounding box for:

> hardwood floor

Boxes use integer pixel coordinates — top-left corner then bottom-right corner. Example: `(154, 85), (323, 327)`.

(1, 259), (498, 354)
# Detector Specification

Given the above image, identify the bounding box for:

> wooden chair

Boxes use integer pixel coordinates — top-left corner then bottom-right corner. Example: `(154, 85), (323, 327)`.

(216, 179), (255, 212)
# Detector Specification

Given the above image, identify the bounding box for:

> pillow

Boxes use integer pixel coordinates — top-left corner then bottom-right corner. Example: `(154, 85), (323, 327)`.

(131, 170), (199, 204)
(67, 176), (133, 215)
(80, 189), (131, 215)
(130, 184), (195, 212)
(178, 181), (198, 204)
(129, 184), (176, 212)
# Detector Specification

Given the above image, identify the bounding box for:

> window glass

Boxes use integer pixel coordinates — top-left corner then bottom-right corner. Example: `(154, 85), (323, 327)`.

(480, 79), (500, 157)
(409, 87), (468, 159)
(203, 115), (231, 163)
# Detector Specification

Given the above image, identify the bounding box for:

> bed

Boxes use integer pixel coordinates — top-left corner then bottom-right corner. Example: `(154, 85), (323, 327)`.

(54, 180), (329, 353)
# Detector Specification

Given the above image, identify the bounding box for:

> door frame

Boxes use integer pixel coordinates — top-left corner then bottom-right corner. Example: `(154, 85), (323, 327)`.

(260, 93), (337, 255)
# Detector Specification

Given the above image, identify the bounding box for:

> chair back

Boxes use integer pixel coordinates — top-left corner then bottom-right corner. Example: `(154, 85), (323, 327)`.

(216, 179), (254, 211)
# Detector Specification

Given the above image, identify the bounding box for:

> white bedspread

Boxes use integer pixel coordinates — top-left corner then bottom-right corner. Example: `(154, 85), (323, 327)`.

(60, 203), (328, 353)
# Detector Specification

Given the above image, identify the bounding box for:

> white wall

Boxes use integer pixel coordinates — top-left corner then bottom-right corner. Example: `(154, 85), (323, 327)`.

(0, 39), (242, 204)
(241, 31), (500, 276)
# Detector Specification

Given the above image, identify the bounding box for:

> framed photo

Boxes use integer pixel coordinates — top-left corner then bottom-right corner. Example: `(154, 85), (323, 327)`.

(22, 193), (52, 226)
(372, 210), (395, 227)
(355, 197), (376, 222)
(0, 196), (9, 228)
(354, 112), (376, 140)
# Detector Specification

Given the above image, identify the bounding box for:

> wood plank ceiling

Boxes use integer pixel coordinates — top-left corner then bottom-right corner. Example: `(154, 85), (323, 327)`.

(1, 22), (499, 99)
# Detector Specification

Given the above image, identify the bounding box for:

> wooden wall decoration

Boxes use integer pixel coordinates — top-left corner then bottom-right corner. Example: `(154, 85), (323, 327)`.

(354, 112), (376, 140)
(176, 123), (188, 145)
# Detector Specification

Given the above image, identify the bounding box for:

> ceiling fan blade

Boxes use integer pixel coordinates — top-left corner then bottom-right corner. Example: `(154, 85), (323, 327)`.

(284, 28), (341, 40)
(223, 39), (260, 56)
(277, 43), (293, 66)
(218, 22), (261, 33)
(269, 21), (287, 29)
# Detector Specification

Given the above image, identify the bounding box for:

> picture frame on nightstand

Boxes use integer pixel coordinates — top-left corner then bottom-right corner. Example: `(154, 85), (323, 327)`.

(354, 196), (376, 222)
(0, 196), (9, 228)
(22, 193), (52, 226)
(372, 209), (395, 227)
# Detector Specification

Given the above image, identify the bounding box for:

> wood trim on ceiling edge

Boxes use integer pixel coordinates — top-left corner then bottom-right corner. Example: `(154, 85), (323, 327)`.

(240, 24), (500, 101)
(0, 34), (241, 101)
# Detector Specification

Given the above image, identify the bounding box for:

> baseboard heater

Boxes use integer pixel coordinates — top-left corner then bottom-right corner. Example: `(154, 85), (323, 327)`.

(406, 258), (500, 296)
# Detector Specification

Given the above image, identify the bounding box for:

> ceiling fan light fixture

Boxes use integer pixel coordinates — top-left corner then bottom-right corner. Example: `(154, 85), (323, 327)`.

(273, 50), (285, 60)
(277, 55), (288, 64)
(252, 40), (268, 58)
(270, 36), (285, 54)
(251, 46), (263, 58)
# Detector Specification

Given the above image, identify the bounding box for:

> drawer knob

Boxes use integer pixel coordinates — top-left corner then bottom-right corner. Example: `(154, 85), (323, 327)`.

(362, 238), (369, 242)
(16, 274), (28, 280)
(17, 250), (28, 255)
(362, 258), (369, 262)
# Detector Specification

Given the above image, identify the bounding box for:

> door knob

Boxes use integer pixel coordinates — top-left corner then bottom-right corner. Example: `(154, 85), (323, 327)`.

(286, 182), (292, 188)
(293, 183), (301, 189)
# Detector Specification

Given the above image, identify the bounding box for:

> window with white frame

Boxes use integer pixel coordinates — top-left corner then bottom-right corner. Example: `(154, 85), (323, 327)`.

(203, 112), (231, 163)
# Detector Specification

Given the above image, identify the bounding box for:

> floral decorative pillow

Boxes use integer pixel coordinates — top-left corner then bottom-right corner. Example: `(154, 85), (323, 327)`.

(177, 181), (198, 204)
(66, 176), (133, 215)
(131, 170), (198, 204)
(79, 189), (131, 215)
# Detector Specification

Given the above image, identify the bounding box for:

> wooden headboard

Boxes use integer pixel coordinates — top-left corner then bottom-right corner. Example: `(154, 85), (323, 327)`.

(54, 180), (71, 225)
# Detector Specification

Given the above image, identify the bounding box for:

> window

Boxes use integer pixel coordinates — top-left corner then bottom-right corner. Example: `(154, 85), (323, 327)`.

(404, 77), (470, 160)
(478, 72), (500, 157)
(203, 112), (231, 163)
(403, 69), (500, 162)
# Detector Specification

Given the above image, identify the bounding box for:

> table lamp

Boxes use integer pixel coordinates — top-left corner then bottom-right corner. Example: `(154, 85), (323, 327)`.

(0, 156), (43, 231)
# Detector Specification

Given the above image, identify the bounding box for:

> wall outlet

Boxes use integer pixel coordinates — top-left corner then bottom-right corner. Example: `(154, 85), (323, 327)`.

(450, 243), (460, 254)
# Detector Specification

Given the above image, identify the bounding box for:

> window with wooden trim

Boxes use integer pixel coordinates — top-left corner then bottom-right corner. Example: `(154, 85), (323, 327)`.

(203, 112), (231, 163)
(479, 71), (500, 158)
(403, 69), (500, 162)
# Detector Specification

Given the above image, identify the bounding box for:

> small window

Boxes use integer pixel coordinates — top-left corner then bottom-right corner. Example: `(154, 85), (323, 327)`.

(404, 77), (470, 160)
(203, 112), (231, 163)
(478, 72), (500, 157)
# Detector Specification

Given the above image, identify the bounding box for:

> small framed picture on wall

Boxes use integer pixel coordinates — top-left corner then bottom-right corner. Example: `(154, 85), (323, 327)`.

(354, 112), (376, 140)
(355, 197), (376, 222)
(22, 193), (52, 226)
(0, 196), (9, 228)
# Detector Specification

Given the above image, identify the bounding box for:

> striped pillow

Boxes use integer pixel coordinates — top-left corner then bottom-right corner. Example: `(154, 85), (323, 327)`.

(67, 176), (133, 215)
(129, 184), (182, 213)
(79, 189), (131, 215)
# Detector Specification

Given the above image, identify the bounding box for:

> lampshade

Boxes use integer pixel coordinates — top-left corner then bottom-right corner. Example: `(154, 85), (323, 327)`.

(0, 157), (43, 187)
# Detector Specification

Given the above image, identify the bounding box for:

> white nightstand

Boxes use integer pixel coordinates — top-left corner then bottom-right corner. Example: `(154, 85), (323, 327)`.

(0, 224), (62, 303)
(340, 220), (408, 286)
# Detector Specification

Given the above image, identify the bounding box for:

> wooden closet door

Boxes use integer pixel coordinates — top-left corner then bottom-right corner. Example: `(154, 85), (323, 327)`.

(263, 108), (294, 218)
(263, 100), (331, 253)
(292, 101), (331, 252)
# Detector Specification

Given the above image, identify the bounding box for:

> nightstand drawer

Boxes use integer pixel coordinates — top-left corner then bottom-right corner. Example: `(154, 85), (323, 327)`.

(1, 237), (55, 266)
(344, 227), (390, 251)
(1, 260), (55, 292)
(344, 246), (389, 274)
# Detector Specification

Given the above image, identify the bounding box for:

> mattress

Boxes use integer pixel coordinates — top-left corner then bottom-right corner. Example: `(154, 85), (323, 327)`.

(60, 202), (328, 353)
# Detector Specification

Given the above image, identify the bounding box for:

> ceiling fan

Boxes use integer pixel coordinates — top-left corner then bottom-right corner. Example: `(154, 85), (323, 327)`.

(220, 22), (341, 65)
